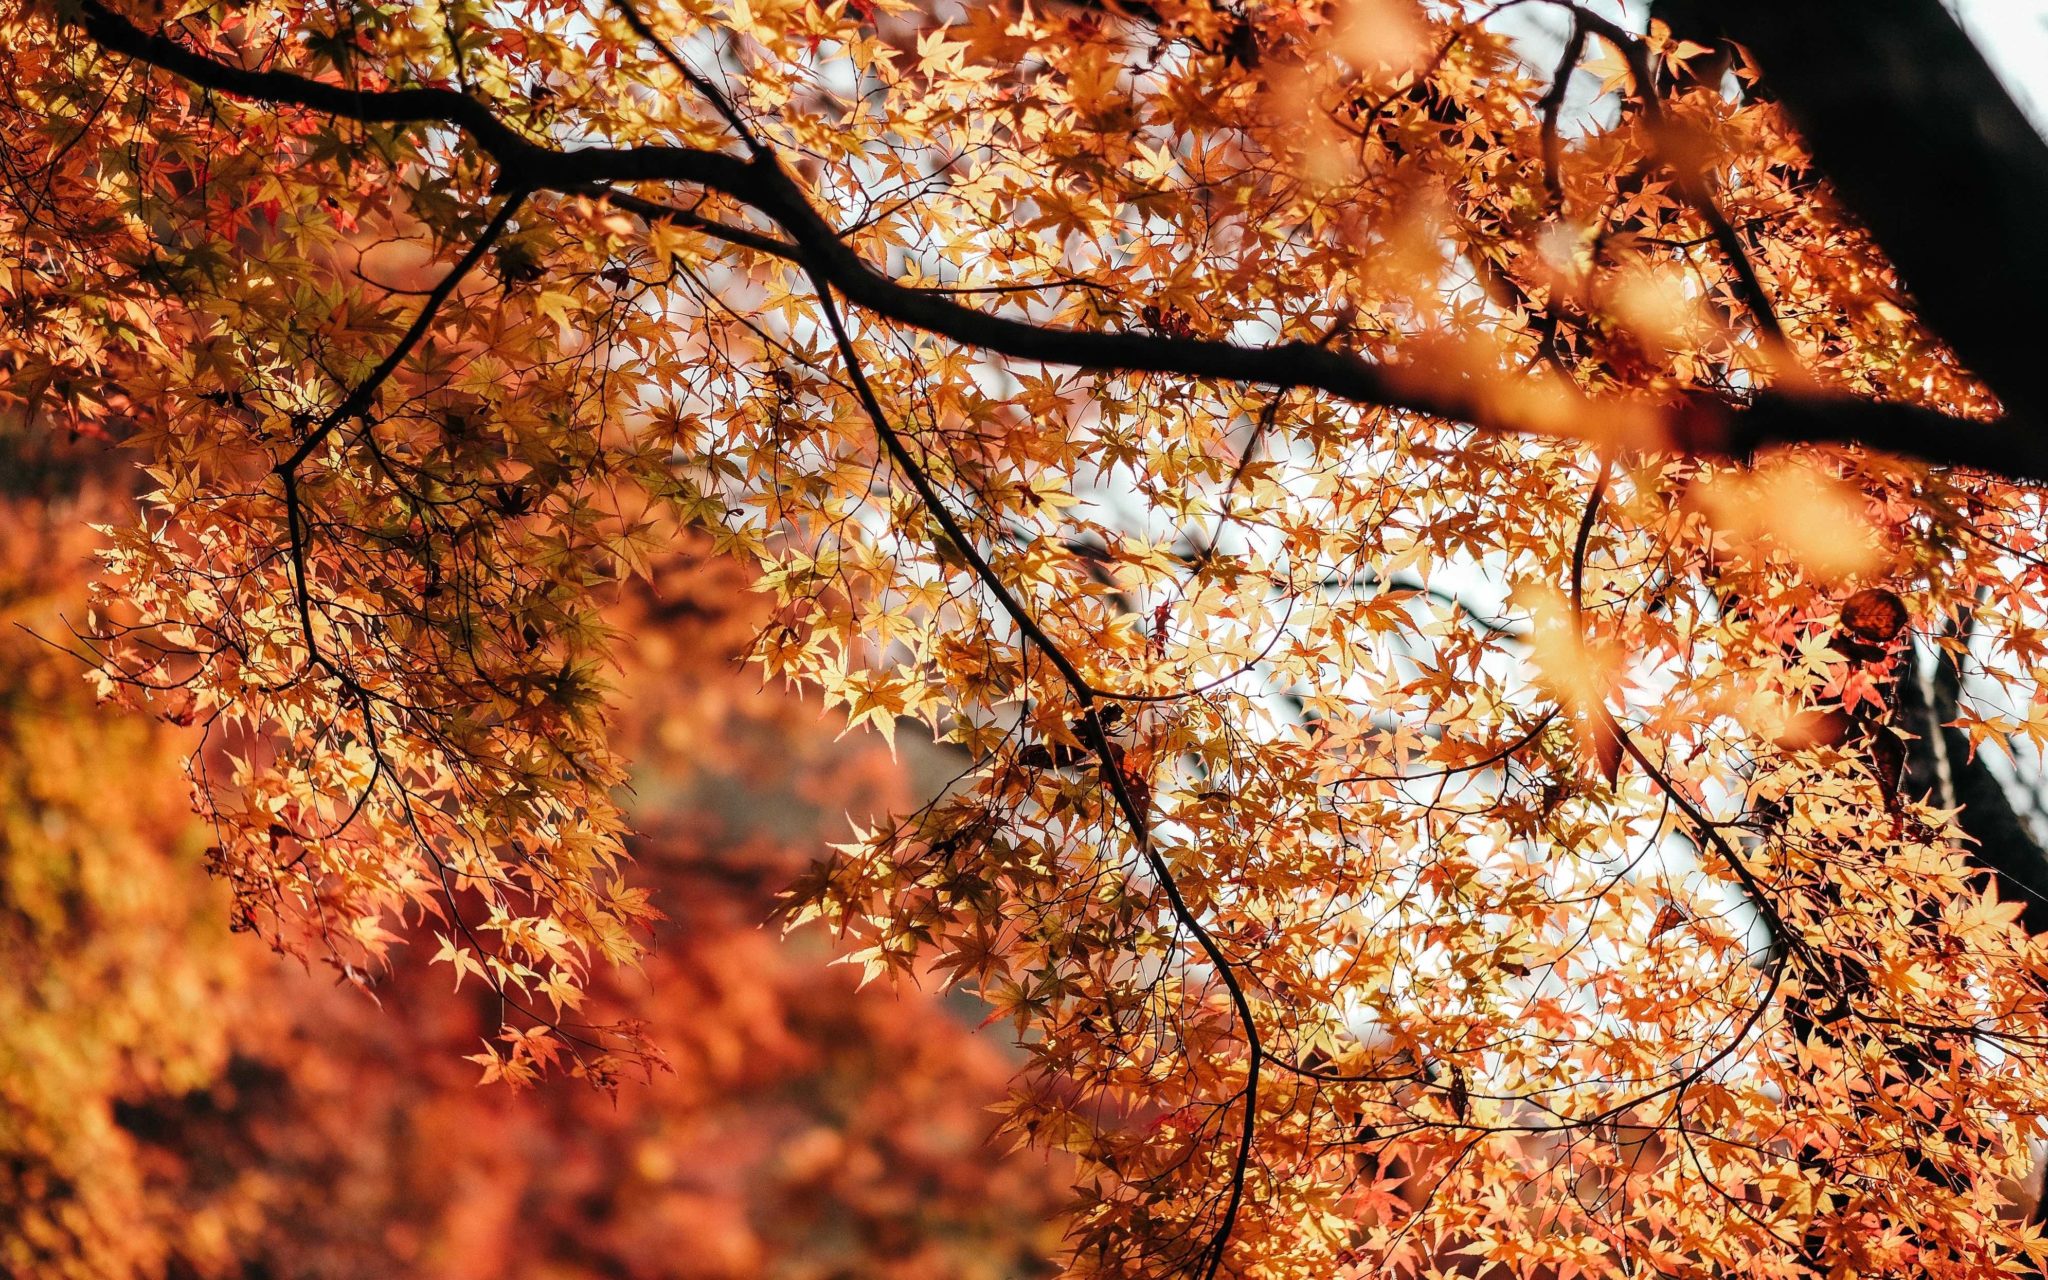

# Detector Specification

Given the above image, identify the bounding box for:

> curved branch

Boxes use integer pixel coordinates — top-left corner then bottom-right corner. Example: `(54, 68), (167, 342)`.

(61, 0), (2048, 485)
(806, 265), (1263, 1280)
(69, 0), (759, 189)
(1564, 5), (1786, 351)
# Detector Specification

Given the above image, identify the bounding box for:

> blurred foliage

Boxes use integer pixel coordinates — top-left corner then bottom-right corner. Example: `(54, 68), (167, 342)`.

(0, 442), (1061, 1279)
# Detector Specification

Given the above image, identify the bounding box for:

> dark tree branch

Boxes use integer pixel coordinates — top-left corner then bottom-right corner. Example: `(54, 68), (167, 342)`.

(1899, 646), (2048, 936)
(68, 0), (759, 188)
(1536, 18), (1586, 213)
(607, 0), (768, 157)
(279, 191), (528, 474)
(62, 0), (2048, 486)
(1567, 5), (1787, 351)
(806, 264), (1262, 1280)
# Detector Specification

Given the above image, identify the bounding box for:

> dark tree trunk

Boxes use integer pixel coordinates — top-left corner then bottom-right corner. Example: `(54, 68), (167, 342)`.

(1657, 0), (2048, 423)
(1897, 647), (2048, 936)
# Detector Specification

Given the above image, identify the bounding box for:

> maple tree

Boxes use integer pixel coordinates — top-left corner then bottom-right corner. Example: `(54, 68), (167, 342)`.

(10, 0), (2048, 1275)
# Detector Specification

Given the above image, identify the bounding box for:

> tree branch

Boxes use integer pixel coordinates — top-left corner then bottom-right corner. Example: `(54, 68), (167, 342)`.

(63, 0), (2048, 485)
(807, 265), (1264, 1280)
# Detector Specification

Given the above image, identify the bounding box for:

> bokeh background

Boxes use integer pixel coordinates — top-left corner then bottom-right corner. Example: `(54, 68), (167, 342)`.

(0, 436), (1065, 1279)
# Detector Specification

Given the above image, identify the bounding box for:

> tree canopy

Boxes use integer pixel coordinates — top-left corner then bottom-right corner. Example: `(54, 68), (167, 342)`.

(8, 0), (2048, 1275)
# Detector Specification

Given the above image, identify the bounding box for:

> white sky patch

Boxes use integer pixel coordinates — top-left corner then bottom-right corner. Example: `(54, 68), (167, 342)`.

(1953, 0), (2048, 137)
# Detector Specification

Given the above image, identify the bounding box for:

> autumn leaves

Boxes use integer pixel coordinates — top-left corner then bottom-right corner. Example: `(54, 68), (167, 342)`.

(15, 0), (2048, 1275)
